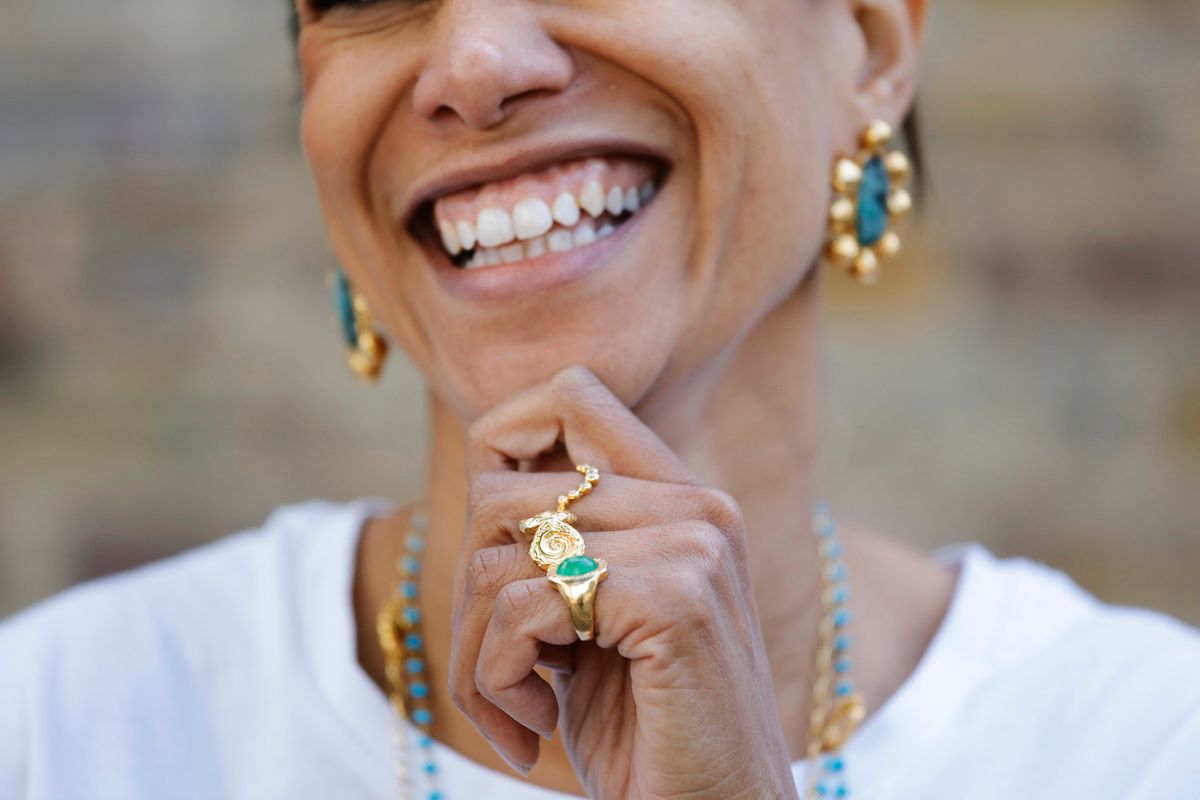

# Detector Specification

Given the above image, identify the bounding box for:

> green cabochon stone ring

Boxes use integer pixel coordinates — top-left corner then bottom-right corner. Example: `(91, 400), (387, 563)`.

(547, 555), (608, 642)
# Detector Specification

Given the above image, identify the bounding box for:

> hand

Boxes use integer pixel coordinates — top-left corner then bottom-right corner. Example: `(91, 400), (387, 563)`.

(448, 366), (799, 800)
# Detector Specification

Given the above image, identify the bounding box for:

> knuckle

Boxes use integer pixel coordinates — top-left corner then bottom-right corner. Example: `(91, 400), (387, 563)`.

(551, 364), (599, 392)
(494, 579), (539, 622)
(690, 520), (731, 571)
(466, 473), (524, 544)
(449, 687), (475, 717)
(465, 546), (514, 594)
(701, 487), (745, 534)
(552, 365), (611, 411)
(467, 471), (504, 502)
(447, 670), (473, 714)
(466, 472), (507, 519)
(616, 568), (711, 653)
(690, 488), (747, 562)
(473, 658), (495, 699)
(665, 566), (713, 627)
(474, 670), (494, 702)
(464, 413), (493, 452)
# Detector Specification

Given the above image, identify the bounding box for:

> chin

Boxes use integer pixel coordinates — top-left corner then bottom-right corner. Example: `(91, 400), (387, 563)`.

(427, 303), (685, 422)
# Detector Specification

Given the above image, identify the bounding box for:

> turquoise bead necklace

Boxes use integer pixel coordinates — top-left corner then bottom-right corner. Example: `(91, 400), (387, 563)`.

(377, 508), (444, 800)
(378, 503), (861, 800)
(805, 501), (864, 799)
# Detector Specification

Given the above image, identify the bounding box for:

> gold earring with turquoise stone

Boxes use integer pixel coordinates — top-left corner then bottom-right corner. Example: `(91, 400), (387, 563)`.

(329, 266), (389, 384)
(825, 120), (913, 285)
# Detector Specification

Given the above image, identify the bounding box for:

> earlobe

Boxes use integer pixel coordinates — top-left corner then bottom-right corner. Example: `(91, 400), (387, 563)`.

(849, 0), (927, 127)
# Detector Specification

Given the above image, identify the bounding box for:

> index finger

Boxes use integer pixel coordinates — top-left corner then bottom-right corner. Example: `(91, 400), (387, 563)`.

(465, 365), (698, 485)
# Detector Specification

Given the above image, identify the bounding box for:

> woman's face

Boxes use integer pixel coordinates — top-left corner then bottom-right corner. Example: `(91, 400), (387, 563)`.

(296, 0), (920, 417)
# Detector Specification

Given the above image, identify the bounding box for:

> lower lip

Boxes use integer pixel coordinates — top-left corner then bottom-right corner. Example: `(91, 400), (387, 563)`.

(424, 195), (657, 305)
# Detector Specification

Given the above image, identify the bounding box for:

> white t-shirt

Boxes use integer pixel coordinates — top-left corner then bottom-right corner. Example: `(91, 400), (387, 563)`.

(2, 497), (1199, 800)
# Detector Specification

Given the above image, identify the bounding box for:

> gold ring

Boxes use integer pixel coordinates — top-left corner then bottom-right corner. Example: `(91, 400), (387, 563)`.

(519, 464), (599, 571)
(519, 510), (585, 570)
(547, 555), (608, 642)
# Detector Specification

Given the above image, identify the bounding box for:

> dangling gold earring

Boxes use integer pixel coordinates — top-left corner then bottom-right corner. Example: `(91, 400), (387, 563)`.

(329, 266), (389, 384)
(825, 120), (913, 285)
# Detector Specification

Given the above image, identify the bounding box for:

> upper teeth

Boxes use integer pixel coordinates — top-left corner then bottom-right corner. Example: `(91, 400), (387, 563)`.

(475, 208), (515, 248)
(579, 181), (606, 217)
(437, 178), (657, 265)
(512, 198), (554, 240)
(605, 186), (624, 216)
(553, 192), (580, 227)
(455, 219), (476, 251)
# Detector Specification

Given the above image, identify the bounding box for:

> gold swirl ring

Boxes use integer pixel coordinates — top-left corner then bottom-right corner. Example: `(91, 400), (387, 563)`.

(519, 464), (599, 571)
(520, 511), (586, 571)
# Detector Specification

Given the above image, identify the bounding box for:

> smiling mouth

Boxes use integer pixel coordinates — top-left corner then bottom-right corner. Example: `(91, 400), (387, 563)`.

(408, 154), (668, 270)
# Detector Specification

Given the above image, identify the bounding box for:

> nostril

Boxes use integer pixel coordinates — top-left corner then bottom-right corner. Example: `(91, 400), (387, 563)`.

(435, 97), (506, 129)
(424, 100), (506, 131)
(498, 85), (562, 118)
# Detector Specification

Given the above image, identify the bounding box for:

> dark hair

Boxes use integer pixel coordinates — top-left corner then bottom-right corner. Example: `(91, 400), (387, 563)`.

(901, 109), (925, 198)
(284, 6), (923, 192)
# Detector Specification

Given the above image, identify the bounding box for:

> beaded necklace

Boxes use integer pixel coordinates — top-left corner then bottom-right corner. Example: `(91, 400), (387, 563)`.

(376, 503), (863, 800)
(805, 501), (866, 799)
(376, 509), (444, 800)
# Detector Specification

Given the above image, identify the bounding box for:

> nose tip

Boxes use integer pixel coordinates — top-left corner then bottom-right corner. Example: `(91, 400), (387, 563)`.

(411, 5), (575, 131)
(424, 38), (510, 129)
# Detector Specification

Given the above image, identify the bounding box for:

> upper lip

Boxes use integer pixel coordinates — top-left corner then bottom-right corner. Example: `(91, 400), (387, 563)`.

(398, 135), (672, 228)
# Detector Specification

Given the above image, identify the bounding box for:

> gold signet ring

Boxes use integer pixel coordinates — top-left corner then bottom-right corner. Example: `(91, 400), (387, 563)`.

(547, 555), (608, 642)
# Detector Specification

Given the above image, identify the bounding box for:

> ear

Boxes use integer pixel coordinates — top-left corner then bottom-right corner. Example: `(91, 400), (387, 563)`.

(848, 0), (927, 129)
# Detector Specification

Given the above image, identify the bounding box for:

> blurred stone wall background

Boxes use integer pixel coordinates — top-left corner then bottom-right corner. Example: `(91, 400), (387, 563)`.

(1, 1), (1197, 622)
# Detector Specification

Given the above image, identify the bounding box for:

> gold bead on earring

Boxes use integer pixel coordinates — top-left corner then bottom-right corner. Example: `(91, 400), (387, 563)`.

(329, 266), (389, 384)
(825, 120), (913, 285)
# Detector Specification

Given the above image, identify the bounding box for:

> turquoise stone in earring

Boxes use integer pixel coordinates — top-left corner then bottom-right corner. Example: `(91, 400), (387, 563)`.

(855, 157), (889, 247)
(332, 266), (357, 348)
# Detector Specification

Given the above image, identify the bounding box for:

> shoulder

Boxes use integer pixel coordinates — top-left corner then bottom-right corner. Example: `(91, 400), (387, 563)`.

(0, 497), (390, 795)
(957, 544), (1200, 673)
(948, 545), (1200, 793)
(0, 497), (366, 656)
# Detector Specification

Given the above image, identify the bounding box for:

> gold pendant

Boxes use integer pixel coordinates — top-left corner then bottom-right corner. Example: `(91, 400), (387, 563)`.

(821, 693), (867, 752)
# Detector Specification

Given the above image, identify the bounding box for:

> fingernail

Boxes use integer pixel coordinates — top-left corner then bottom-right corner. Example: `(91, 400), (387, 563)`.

(499, 751), (532, 776)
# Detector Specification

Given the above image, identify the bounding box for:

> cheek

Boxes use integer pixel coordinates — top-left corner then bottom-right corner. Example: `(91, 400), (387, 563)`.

(299, 39), (414, 274)
(301, 69), (362, 227)
(639, 2), (837, 348)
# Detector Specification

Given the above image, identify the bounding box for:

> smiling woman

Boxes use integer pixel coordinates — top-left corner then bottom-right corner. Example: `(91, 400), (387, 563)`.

(2, 1), (1199, 800)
